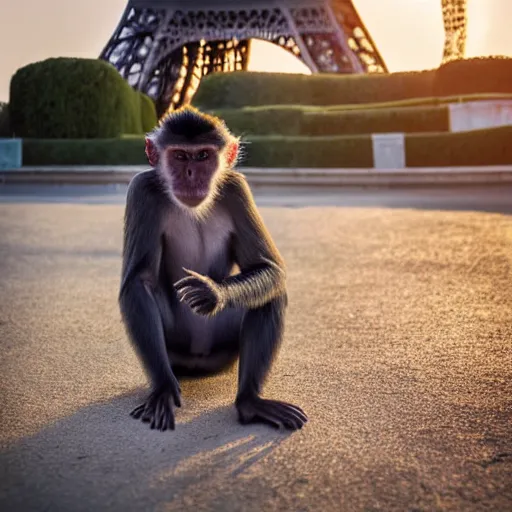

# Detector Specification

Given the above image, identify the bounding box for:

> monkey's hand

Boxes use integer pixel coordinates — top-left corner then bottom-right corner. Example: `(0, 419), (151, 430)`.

(130, 381), (182, 431)
(175, 268), (226, 317)
(236, 396), (308, 431)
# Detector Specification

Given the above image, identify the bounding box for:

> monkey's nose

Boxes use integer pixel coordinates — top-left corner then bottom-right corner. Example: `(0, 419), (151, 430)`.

(187, 169), (192, 178)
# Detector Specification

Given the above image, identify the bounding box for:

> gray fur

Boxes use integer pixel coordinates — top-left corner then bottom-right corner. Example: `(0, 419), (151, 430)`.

(119, 130), (307, 432)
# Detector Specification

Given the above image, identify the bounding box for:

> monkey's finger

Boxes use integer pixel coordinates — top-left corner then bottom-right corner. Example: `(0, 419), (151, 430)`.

(274, 401), (308, 423)
(174, 276), (200, 289)
(262, 398), (308, 420)
(182, 268), (209, 282)
(130, 403), (145, 419)
(141, 398), (156, 423)
(159, 399), (171, 431)
(163, 399), (176, 430)
(179, 289), (209, 307)
(187, 295), (211, 309)
(141, 409), (153, 423)
(152, 399), (164, 430)
(265, 401), (307, 429)
(175, 271), (207, 289)
(167, 409), (175, 430)
(254, 411), (283, 429)
(176, 284), (207, 302)
(281, 408), (306, 429)
(171, 387), (182, 408)
(191, 302), (216, 317)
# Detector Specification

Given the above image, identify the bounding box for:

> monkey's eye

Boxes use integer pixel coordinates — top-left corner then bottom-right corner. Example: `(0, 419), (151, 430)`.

(195, 150), (209, 161)
(173, 150), (187, 161)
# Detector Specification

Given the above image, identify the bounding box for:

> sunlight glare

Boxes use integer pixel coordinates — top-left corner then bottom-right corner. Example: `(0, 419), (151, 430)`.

(247, 39), (311, 75)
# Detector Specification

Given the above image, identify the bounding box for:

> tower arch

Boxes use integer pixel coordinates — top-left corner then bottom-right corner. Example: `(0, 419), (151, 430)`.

(100, 0), (388, 114)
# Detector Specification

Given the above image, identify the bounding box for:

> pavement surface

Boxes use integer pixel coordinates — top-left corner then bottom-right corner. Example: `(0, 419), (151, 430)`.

(1, 182), (512, 214)
(0, 185), (511, 511)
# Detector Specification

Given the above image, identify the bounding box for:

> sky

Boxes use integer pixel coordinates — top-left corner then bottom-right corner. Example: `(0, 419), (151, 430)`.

(0, 0), (511, 102)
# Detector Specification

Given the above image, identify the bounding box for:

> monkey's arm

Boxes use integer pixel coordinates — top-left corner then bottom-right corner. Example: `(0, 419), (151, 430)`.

(175, 172), (286, 315)
(219, 173), (287, 309)
(119, 172), (181, 415)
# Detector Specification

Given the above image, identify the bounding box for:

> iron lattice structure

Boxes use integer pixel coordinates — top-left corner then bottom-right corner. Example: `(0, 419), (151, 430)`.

(441, 0), (468, 64)
(100, 0), (387, 115)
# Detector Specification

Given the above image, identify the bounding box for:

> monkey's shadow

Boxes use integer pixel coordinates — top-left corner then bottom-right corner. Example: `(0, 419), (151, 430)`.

(0, 384), (294, 511)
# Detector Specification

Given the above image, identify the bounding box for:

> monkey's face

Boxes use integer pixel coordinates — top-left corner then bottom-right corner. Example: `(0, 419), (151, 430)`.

(162, 146), (220, 208)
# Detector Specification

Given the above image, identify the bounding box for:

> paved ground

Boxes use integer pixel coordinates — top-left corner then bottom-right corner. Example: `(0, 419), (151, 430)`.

(1, 182), (512, 214)
(0, 186), (511, 511)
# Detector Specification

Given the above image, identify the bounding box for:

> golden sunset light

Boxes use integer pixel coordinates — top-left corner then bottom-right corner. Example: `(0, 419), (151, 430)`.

(0, 0), (511, 102)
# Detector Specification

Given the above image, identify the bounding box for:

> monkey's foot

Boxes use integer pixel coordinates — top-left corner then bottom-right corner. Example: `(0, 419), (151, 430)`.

(130, 385), (181, 432)
(236, 397), (308, 430)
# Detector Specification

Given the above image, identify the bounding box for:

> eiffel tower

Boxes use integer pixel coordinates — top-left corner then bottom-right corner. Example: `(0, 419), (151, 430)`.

(100, 0), (467, 116)
(100, 0), (388, 115)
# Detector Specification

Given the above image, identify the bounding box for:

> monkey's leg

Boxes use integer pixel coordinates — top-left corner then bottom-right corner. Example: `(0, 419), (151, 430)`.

(120, 280), (181, 431)
(235, 295), (308, 430)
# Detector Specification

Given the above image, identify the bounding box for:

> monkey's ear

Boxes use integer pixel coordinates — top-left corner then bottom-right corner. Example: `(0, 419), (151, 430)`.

(225, 140), (239, 168)
(145, 137), (159, 167)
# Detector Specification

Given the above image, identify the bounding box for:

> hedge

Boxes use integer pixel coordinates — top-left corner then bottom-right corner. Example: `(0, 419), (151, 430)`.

(193, 57), (512, 110)
(139, 92), (158, 132)
(304, 92), (512, 112)
(211, 93), (512, 136)
(0, 102), (10, 137)
(193, 70), (436, 109)
(302, 105), (450, 136)
(243, 127), (512, 167)
(213, 104), (450, 136)
(9, 57), (149, 139)
(240, 135), (374, 168)
(214, 106), (303, 136)
(434, 56), (512, 97)
(405, 125), (512, 167)
(20, 125), (512, 167)
(22, 137), (147, 165)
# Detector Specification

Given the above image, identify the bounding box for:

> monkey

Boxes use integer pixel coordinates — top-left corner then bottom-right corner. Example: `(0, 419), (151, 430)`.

(118, 105), (308, 432)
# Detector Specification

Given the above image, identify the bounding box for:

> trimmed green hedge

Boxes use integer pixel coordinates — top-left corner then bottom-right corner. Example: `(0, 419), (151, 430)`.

(193, 57), (512, 110)
(434, 56), (512, 97)
(405, 125), (512, 167)
(301, 105), (450, 136)
(139, 92), (158, 132)
(20, 126), (512, 167)
(242, 127), (512, 167)
(213, 104), (450, 136)
(9, 57), (154, 139)
(193, 70), (436, 109)
(211, 93), (512, 136)
(214, 106), (302, 135)
(22, 137), (147, 165)
(241, 135), (374, 168)
(0, 102), (10, 137)
(301, 92), (512, 112)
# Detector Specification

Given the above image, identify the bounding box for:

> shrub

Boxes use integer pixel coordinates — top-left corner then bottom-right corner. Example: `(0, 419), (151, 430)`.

(241, 135), (374, 167)
(211, 93), (512, 137)
(22, 137), (147, 165)
(21, 126), (512, 167)
(433, 56), (512, 97)
(301, 105), (450, 136)
(193, 70), (436, 109)
(212, 106), (304, 136)
(213, 104), (450, 136)
(0, 102), (10, 137)
(316, 92), (512, 112)
(9, 57), (143, 139)
(139, 92), (158, 132)
(194, 59), (512, 110)
(406, 125), (512, 167)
